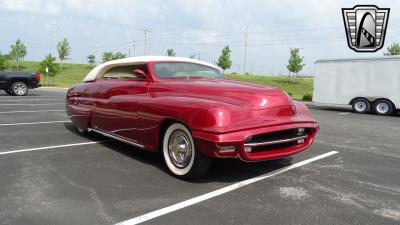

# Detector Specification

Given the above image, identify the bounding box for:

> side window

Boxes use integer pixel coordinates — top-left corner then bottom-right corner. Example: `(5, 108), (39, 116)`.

(101, 64), (148, 79)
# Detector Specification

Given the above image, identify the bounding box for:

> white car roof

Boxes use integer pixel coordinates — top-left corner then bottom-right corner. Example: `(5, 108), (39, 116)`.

(83, 56), (220, 82)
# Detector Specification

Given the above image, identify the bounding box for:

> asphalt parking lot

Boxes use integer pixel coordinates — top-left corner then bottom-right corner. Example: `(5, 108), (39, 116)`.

(0, 88), (399, 225)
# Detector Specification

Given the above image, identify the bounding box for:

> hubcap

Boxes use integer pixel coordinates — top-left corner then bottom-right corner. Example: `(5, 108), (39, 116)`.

(354, 101), (367, 112)
(376, 102), (389, 114)
(14, 83), (27, 95)
(168, 129), (192, 168)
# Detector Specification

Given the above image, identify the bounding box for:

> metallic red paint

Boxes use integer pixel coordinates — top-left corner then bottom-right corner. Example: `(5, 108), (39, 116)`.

(66, 61), (319, 161)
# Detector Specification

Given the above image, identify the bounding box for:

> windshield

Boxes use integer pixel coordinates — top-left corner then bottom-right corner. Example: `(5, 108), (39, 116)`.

(153, 62), (223, 79)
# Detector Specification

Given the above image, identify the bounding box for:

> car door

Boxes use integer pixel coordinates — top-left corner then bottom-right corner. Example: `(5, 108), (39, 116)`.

(91, 64), (149, 142)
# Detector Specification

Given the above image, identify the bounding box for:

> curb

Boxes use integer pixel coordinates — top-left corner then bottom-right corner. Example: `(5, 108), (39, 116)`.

(39, 87), (69, 90)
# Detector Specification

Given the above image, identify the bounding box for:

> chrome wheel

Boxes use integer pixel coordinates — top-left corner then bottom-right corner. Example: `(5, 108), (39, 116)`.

(162, 123), (212, 179)
(168, 129), (193, 168)
(352, 98), (370, 114)
(373, 99), (394, 115)
(12, 82), (27, 96)
(354, 101), (367, 112)
(376, 102), (389, 114)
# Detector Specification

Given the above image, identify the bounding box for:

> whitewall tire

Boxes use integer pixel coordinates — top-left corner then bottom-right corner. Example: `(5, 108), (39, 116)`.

(162, 123), (211, 179)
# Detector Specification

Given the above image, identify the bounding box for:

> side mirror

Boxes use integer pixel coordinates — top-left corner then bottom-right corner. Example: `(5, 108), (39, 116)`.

(133, 69), (147, 78)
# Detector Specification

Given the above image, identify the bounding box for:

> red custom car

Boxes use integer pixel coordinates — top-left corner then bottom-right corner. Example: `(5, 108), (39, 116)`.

(66, 56), (319, 179)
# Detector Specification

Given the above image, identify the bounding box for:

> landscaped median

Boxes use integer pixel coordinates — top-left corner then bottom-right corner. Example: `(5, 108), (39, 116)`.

(7, 61), (313, 101)
(225, 74), (313, 101)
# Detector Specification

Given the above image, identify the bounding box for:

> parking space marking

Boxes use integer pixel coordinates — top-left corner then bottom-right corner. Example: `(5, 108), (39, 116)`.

(116, 151), (339, 225)
(0, 98), (63, 102)
(0, 120), (70, 127)
(0, 141), (103, 156)
(0, 103), (64, 106)
(0, 110), (65, 114)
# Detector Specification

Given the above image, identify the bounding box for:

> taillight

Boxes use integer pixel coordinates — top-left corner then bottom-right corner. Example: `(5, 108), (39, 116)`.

(36, 72), (40, 81)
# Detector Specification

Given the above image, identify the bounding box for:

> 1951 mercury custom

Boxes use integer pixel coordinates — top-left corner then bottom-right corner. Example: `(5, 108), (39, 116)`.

(66, 56), (319, 179)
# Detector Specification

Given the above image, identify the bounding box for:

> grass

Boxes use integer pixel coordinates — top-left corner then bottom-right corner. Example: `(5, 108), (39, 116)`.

(226, 74), (313, 100)
(5, 61), (313, 100)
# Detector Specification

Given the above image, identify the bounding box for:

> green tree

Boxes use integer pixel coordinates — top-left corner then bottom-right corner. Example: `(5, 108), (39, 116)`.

(286, 48), (305, 79)
(102, 52), (127, 62)
(0, 53), (9, 71)
(57, 38), (71, 70)
(38, 54), (60, 86)
(113, 52), (127, 60)
(167, 49), (176, 56)
(87, 54), (96, 65)
(9, 39), (27, 70)
(384, 42), (400, 55)
(217, 45), (232, 74)
(102, 52), (113, 62)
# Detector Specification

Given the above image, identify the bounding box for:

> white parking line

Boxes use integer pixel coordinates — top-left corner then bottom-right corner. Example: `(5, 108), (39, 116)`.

(0, 141), (102, 156)
(0, 99), (63, 102)
(0, 110), (65, 114)
(0, 103), (64, 106)
(0, 120), (70, 127)
(115, 151), (339, 225)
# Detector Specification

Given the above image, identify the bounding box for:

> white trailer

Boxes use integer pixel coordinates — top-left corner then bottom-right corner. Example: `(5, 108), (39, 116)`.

(313, 56), (400, 115)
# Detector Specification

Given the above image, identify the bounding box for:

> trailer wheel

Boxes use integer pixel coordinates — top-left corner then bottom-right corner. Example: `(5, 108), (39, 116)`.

(352, 98), (370, 114)
(373, 99), (394, 116)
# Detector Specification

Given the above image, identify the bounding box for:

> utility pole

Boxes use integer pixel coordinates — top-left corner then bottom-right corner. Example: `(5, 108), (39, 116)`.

(243, 25), (248, 75)
(142, 29), (151, 55)
(52, 18), (58, 59)
(132, 34), (136, 56)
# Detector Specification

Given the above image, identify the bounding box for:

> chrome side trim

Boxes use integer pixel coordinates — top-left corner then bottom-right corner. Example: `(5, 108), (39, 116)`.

(244, 135), (308, 147)
(88, 128), (145, 149)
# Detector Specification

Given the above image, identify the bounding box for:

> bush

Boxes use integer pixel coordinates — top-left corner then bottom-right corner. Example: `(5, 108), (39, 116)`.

(0, 54), (9, 71)
(38, 54), (60, 77)
(287, 92), (293, 97)
(302, 94), (312, 101)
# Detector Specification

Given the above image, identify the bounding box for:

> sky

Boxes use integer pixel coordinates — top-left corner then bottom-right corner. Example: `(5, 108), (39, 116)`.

(0, 0), (399, 75)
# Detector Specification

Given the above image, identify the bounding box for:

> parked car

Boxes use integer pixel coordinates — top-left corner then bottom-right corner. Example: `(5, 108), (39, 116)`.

(66, 56), (319, 179)
(0, 71), (41, 96)
(314, 56), (400, 115)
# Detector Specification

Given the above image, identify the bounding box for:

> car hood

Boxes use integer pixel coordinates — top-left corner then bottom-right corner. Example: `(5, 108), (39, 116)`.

(150, 79), (293, 110)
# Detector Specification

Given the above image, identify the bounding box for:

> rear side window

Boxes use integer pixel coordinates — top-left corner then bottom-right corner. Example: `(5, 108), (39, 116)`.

(101, 64), (148, 79)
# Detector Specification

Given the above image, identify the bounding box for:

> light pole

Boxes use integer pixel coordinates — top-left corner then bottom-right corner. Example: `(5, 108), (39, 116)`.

(45, 67), (49, 86)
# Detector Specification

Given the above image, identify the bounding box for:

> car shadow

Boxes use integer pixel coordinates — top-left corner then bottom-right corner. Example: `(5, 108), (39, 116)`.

(64, 123), (292, 183)
(0, 91), (42, 97)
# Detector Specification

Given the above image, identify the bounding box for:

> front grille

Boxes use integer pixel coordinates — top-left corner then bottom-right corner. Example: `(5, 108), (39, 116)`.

(244, 128), (312, 153)
(250, 140), (299, 152)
